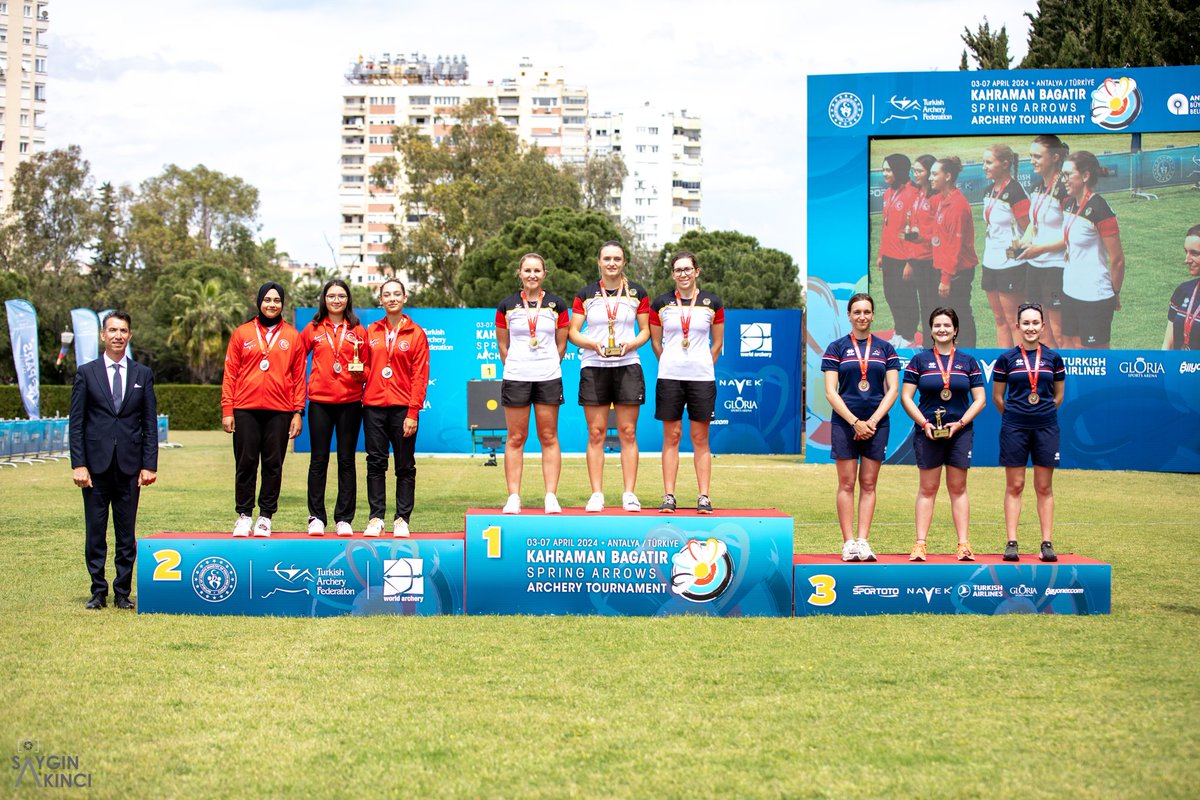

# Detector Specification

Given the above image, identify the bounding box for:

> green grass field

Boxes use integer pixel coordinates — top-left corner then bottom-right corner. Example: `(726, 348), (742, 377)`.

(867, 133), (1200, 349)
(3, 431), (1198, 798)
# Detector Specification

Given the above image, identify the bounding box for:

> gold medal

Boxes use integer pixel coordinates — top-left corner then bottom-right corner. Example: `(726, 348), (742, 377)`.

(529, 337), (539, 350)
(682, 337), (690, 350)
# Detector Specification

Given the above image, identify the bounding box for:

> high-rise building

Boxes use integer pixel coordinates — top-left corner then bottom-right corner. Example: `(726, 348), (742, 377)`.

(0, 0), (49, 210)
(339, 54), (588, 287)
(589, 104), (702, 252)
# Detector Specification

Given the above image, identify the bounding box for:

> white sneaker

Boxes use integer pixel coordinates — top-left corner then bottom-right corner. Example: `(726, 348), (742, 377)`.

(335, 521), (353, 537)
(544, 493), (562, 514)
(585, 492), (604, 513)
(622, 492), (641, 512)
(232, 514), (252, 538)
(856, 538), (877, 562)
(841, 539), (860, 562)
(307, 517), (324, 536)
(252, 516), (272, 537)
(393, 518), (410, 538)
(502, 494), (521, 514)
(363, 517), (384, 538)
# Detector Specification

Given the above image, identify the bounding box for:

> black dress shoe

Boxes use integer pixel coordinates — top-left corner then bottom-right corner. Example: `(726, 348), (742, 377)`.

(114, 596), (135, 610)
(85, 594), (106, 610)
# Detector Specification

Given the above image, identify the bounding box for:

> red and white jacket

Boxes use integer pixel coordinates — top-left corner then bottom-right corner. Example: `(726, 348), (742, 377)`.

(361, 315), (430, 420)
(221, 319), (307, 416)
(300, 320), (369, 404)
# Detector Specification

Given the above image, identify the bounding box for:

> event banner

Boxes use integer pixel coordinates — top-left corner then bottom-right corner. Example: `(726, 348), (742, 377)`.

(70, 308), (100, 366)
(806, 65), (1200, 471)
(5, 299), (40, 419)
(793, 555), (1111, 616)
(294, 308), (802, 455)
(463, 510), (795, 616)
(137, 533), (464, 616)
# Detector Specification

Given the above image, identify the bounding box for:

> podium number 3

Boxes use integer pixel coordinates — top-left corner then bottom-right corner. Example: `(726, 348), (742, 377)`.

(482, 526), (502, 559)
(807, 574), (836, 606)
(153, 549), (182, 581)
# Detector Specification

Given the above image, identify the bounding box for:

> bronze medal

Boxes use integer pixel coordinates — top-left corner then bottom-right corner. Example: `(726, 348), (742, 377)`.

(1029, 392), (1040, 405)
(858, 380), (870, 391)
(940, 388), (952, 401)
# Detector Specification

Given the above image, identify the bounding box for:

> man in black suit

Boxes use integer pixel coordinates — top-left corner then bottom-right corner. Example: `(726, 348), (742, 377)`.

(70, 311), (158, 610)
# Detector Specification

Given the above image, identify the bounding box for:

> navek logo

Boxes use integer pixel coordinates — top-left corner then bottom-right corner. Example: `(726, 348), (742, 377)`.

(907, 586), (953, 603)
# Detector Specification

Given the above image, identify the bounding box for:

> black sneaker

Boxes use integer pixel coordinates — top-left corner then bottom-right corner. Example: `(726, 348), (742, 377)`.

(1003, 541), (1020, 561)
(697, 495), (713, 514)
(1040, 541), (1058, 562)
(659, 494), (677, 514)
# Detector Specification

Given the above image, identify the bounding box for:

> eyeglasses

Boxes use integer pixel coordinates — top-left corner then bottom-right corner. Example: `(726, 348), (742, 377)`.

(326, 294), (348, 300)
(672, 267), (696, 275)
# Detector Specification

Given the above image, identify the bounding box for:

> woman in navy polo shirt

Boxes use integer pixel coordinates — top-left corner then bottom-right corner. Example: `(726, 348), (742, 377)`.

(1163, 224), (1200, 350)
(822, 293), (901, 562)
(993, 302), (1066, 562)
(900, 306), (986, 562)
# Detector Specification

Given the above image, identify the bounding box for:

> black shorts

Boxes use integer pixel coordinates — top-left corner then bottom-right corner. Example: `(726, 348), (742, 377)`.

(654, 379), (716, 422)
(999, 424), (1060, 468)
(913, 426), (974, 470)
(501, 378), (564, 408)
(1061, 295), (1117, 345)
(1025, 267), (1064, 309)
(982, 263), (1028, 293)
(578, 364), (645, 406)
(830, 419), (888, 462)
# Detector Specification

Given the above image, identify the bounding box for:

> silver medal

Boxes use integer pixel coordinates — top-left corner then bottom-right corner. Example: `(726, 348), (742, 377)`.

(381, 366), (394, 379)
(259, 358), (270, 372)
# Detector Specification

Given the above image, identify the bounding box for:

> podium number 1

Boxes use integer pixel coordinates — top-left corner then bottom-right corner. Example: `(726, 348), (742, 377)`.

(482, 526), (502, 559)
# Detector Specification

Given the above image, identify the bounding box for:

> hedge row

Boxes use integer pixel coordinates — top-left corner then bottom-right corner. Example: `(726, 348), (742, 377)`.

(0, 384), (223, 429)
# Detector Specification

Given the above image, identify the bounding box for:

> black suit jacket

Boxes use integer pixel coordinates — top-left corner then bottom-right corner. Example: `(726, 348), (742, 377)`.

(70, 356), (159, 475)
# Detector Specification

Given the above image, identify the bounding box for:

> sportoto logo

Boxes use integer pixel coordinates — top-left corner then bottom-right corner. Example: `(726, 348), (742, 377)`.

(1091, 77), (1142, 130)
(670, 538), (734, 603)
(192, 556), (237, 603)
(828, 92), (864, 129)
(739, 323), (772, 357)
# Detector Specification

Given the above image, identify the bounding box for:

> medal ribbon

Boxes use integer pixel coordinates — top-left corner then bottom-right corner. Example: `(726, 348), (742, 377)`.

(383, 316), (405, 370)
(1030, 173), (1058, 233)
(521, 290), (543, 343)
(600, 280), (628, 326)
(933, 346), (955, 394)
(1025, 344), (1042, 398)
(851, 334), (872, 388)
(675, 289), (697, 346)
(325, 321), (348, 368)
(255, 322), (281, 362)
(1184, 281), (1200, 348)
(983, 177), (1011, 226)
(1062, 190), (1092, 250)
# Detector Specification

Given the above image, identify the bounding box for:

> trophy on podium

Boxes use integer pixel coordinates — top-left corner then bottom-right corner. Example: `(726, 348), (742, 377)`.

(347, 339), (364, 373)
(931, 407), (952, 439)
(603, 321), (623, 357)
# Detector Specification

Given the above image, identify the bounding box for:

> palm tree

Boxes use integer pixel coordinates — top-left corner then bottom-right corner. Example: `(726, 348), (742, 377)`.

(168, 276), (243, 383)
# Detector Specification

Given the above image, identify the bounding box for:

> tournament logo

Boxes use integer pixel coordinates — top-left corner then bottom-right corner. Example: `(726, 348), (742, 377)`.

(1090, 77), (1142, 130)
(828, 92), (864, 129)
(192, 556), (237, 603)
(670, 538), (734, 603)
(739, 323), (772, 357)
(383, 558), (424, 601)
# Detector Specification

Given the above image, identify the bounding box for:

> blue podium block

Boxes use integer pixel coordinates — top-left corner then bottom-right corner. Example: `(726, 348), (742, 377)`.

(464, 508), (794, 616)
(793, 554), (1111, 616)
(137, 532), (464, 616)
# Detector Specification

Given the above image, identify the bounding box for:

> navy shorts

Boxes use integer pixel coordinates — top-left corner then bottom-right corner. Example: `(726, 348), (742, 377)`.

(501, 378), (564, 408)
(578, 364), (645, 406)
(999, 424), (1060, 468)
(913, 425), (974, 470)
(982, 263), (1028, 293)
(830, 419), (888, 462)
(655, 379), (716, 422)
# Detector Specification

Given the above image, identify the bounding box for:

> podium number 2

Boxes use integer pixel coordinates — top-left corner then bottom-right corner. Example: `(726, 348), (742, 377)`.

(482, 526), (502, 559)
(153, 549), (182, 581)
(807, 574), (837, 606)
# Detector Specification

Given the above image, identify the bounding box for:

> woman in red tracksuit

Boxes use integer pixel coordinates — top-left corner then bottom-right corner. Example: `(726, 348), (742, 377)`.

(907, 154), (939, 346)
(221, 281), (307, 538)
(930, 156), (978, 347)
(360, 278), (430, 538)
(878, 153), (920, 348)
(299, 278), (368, 537)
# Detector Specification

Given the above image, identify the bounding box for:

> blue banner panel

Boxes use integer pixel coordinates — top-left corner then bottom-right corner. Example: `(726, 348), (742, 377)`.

(70, 308), (100, 366)
(793, 554), (1110, 616)
(463, 509), (794, 616)
(137, 533), (464, 616)
(5, 299), (40, 419)
(294, 308), (802, 455)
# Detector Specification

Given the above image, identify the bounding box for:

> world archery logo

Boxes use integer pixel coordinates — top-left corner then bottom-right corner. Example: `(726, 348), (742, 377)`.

(1091, 77), (1142, 130)
(670, 538), (734, 603)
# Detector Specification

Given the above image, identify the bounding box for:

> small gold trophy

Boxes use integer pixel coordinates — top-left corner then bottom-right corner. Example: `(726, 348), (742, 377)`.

(602, 321), (623, 357)
(931, 407), (952, 439)
(1006, 220), (1022, 260)
(903, 210), (919, 241)
(347, 341), (364, 373)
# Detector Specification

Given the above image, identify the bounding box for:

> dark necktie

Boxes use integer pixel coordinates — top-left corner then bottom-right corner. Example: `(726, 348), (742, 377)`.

(111, 363), (123, 410)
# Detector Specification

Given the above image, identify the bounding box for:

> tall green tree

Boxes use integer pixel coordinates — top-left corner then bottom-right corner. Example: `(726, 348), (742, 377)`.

(1017, 0), (1198, 68)
(651, 230), (802, 310)
(564, 154), (629, 213)
(960, 17), (1013, 70)
(459, 207), (624, 308)
(168, 276), (245, 383)
(379, 98), (582, 306)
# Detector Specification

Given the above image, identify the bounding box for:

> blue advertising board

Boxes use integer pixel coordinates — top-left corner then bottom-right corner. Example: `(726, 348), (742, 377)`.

(806, 66), (1200, 472)
(463, 509), (794, 616)
(294, 307), (801, 455)
(137, 533), (464, 616)
(793, 555), (1111, 616)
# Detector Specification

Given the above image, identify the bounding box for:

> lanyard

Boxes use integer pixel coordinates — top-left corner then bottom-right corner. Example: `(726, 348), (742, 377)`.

(325, 322), (348, 360)
(384, 317), (406, 363)
(255, 322), (281, 359)
(983, 177), (1011, 226)
(601, 280), (629, 325)
(675, 289), (698, 346)
(1024, 344), (1043, 398)
(1063, 191), (1093, 248)
(520, 290), (544, 341)
(851, 334), (872, 389)
(933, 347), (955, 396)
(1030, 174), (1059, 232)
(1184, 282), (1200, 348)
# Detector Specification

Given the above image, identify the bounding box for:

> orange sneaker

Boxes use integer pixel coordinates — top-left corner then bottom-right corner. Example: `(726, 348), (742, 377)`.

(956, 541), (975, 561)
(909, 541), (927, 562)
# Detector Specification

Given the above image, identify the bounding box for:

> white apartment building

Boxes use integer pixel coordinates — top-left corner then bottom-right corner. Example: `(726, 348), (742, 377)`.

(0, 0), (48, 210)
(589, 104), (702, 252)
(339, 54), (588, 287)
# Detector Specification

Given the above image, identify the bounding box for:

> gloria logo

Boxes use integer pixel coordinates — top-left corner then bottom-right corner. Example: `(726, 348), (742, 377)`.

(383, 558), (424, 601)
(1118, 357), (1164, 378)
(192, 556), (237, 603)
(827, 92), (863, 128)
(739, 323), (772, 357)
(1091, 77), (1142, 130)
(670, 538), (734, 603)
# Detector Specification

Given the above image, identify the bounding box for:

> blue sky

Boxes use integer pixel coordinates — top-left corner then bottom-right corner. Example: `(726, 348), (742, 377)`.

(47, 0), (1038, 273)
